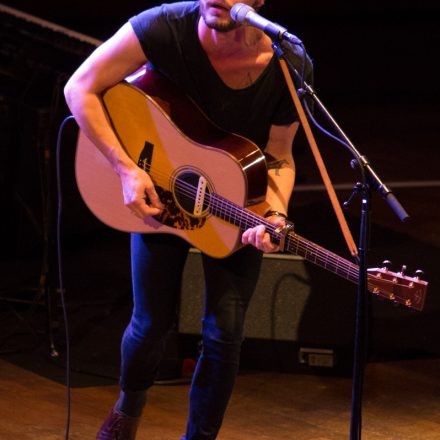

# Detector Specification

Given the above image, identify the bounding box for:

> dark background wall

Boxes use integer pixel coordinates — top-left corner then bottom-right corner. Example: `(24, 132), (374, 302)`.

(1, 1), (439, 373)
(3, 0), (439, 100)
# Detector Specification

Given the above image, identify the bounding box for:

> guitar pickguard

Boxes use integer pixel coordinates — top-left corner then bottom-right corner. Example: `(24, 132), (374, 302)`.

(154, 186), (206, 230)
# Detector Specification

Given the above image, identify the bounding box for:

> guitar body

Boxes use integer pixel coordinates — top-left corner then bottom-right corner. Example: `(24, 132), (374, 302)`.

(75, 67), (268, 258)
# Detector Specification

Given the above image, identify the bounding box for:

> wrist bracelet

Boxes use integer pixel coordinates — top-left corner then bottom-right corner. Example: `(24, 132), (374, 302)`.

(264, 210), (288, 219)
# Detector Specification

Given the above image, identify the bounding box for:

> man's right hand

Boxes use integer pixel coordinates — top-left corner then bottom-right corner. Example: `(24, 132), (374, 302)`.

(118, 165), (164, 220)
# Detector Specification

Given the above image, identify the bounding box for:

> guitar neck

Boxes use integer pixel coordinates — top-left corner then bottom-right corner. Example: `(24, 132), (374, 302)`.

(209, 193), (358, 282)
(284, 231), (359, 282)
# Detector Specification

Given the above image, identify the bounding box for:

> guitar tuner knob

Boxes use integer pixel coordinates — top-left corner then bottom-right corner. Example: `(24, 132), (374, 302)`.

(415, 269), (425, 279)
(400, 265), (407, 275)
(381, 260), (392, 270)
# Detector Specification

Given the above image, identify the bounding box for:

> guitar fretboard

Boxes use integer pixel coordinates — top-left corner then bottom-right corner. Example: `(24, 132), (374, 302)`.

(209, 192), (359, 282)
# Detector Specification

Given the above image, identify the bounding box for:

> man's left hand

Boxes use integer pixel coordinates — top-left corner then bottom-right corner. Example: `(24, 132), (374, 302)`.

(241, 215), (286, 253)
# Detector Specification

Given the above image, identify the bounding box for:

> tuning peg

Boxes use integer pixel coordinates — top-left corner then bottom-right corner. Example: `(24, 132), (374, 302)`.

(400, 265), (407, 275)
(415, 269), (425, 279)
(381, 260), (392, 270)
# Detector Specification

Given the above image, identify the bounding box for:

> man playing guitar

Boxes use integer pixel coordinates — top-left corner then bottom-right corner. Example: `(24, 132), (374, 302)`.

(65, 1), (309, 438)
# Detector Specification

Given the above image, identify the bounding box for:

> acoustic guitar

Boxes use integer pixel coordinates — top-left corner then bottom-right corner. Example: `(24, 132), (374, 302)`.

(75, 66), (427, 311)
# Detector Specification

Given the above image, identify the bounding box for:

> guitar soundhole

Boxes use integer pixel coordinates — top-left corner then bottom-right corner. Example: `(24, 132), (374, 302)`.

(173, 170), (211, 218)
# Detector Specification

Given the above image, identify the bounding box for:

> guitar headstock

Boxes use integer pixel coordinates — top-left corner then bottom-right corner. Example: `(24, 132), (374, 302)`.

(367, 264), (428, 311)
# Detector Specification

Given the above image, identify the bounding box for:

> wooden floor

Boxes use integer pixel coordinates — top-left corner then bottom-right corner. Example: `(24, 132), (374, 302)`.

(1, 356), (439, 439)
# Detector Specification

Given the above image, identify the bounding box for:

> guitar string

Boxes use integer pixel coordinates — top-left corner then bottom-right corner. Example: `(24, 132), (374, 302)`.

(149, 171), (360, 281)
(147, 167), (400, 298)
(145, 166), (360, 279)
(135, 164), (408, 299)
(213, 191), (360, 281)
(142, 165), (360, 278)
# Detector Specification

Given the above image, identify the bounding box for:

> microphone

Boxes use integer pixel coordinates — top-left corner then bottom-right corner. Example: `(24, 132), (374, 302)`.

(230, 3), (302, 45)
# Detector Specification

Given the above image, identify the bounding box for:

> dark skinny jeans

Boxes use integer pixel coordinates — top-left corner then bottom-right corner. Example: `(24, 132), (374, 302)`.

(120, 233), (262, 439)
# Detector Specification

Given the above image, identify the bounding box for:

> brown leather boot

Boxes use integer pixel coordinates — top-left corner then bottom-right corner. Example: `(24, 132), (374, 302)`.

(96, 407), (140, 440)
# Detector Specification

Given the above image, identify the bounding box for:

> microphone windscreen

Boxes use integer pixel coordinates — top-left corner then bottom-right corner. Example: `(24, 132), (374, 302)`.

(230, 3), (254, 23)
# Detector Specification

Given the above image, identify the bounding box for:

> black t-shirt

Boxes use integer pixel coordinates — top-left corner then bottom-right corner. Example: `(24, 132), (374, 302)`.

(129, 1), (308, 150)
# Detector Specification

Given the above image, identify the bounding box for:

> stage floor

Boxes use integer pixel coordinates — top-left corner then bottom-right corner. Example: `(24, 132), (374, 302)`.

(1, 356), (439, 439)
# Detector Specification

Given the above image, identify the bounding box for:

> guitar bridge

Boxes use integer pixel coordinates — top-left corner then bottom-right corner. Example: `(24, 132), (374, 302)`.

(194, 176), (207, 216)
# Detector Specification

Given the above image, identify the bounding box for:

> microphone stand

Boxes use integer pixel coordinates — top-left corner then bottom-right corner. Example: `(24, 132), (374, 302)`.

(272, 40), (409, 440)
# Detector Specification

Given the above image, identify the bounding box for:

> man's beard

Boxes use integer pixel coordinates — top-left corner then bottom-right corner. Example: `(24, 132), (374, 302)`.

(199, 2), (241, 32)
(206, 19), (240, 32)
(199, 2), (263, 32)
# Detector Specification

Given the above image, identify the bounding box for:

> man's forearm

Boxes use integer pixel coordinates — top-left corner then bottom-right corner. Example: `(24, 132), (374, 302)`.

(265, 160), (295, 216)
(64, 87), (136, 175)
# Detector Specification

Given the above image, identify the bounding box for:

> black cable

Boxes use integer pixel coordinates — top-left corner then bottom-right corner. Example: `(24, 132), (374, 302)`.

(299, 43), (306, 92)
(55, 114), (75, 440)
(278, 42), (366, 181)
(303, 99), (351, 149)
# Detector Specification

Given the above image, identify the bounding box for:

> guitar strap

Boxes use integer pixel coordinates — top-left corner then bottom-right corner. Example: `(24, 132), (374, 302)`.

(277, 58), (359, 258)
